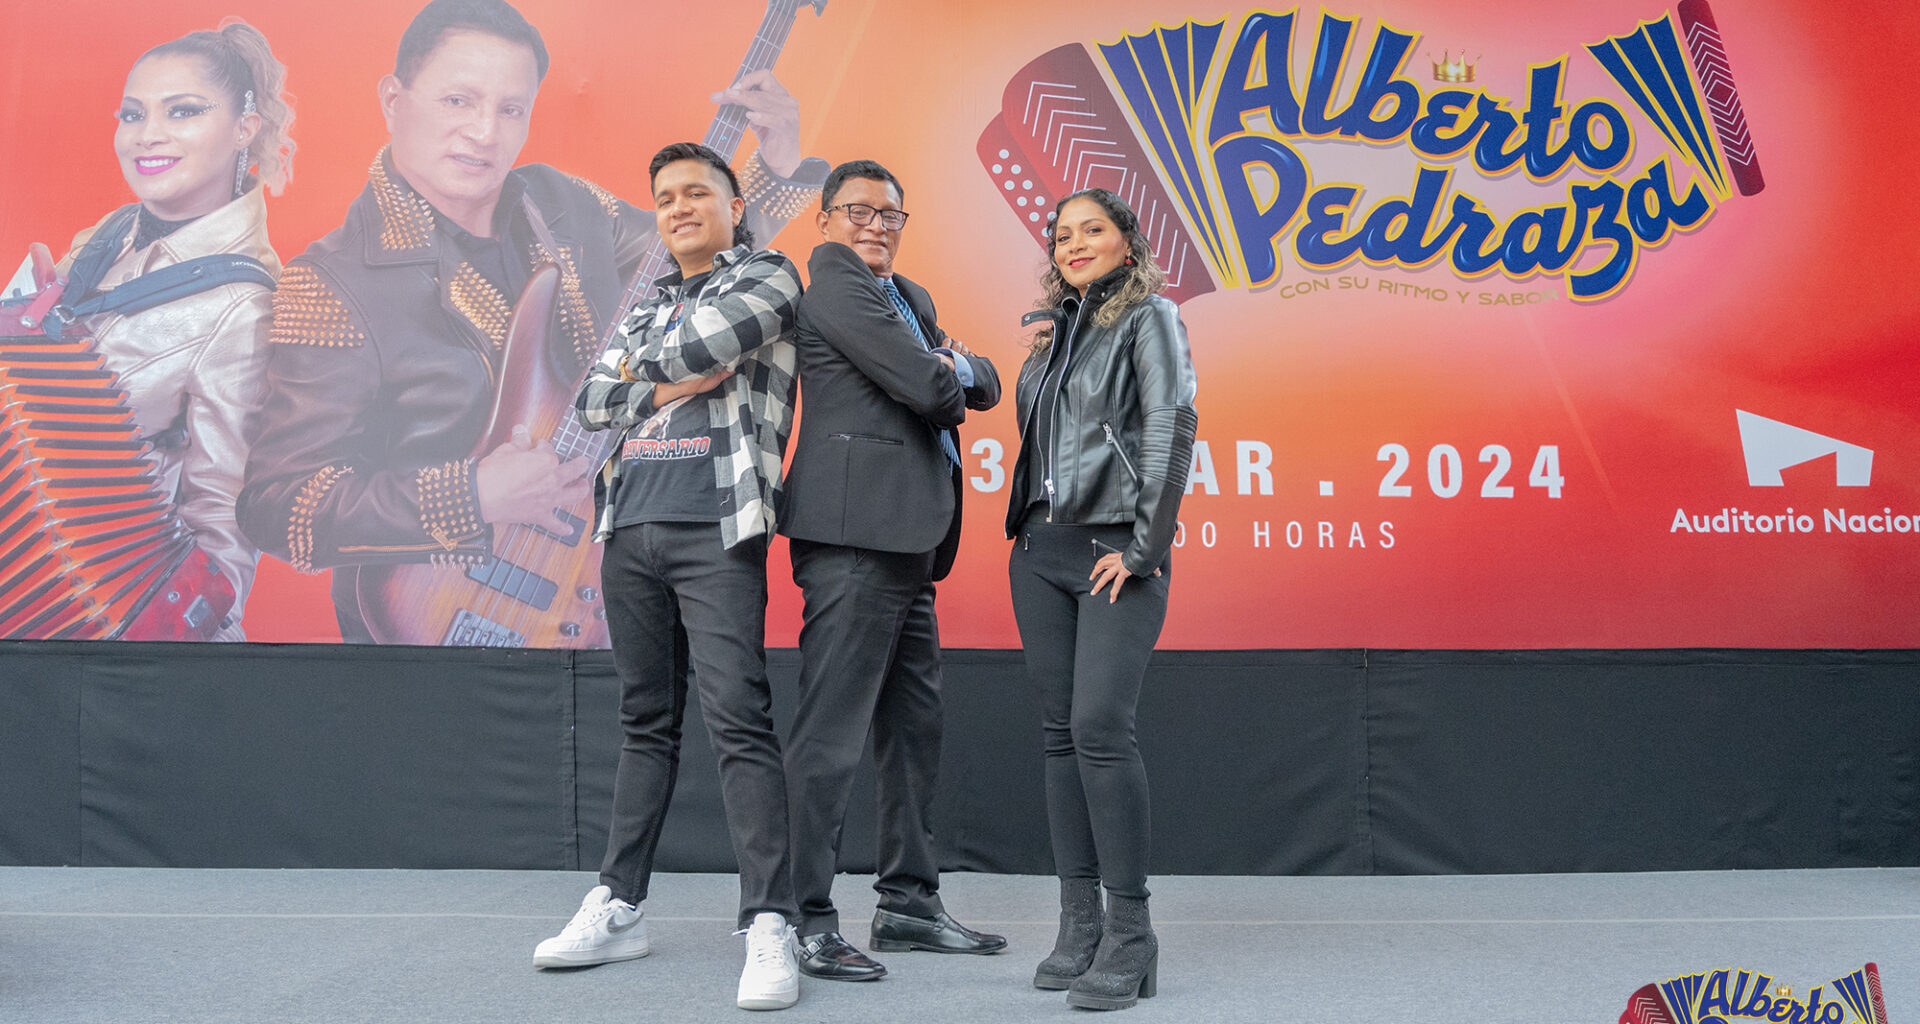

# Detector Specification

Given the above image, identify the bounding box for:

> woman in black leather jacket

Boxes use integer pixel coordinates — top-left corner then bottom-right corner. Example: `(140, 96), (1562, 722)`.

(1006, 188), (1197, 1010)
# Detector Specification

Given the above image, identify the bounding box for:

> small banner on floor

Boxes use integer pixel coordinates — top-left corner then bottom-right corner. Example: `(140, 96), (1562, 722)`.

(1620, 962), (1892, 1024)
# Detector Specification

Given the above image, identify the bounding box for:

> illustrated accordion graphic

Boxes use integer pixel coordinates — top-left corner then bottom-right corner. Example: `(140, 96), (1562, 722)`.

(1587, 0), (1765, 199)
(1678, 0), (1764, 196)
(977, 43), (1217, 305)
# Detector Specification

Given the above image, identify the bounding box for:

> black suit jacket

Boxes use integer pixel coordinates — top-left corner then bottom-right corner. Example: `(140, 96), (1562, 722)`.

(781, 242), (1001, 580)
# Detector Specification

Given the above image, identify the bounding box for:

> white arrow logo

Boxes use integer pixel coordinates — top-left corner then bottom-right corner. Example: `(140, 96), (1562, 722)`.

(1736, 409), (1872, 486)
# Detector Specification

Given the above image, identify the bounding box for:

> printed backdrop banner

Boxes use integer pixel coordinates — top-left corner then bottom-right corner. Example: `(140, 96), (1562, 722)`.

(2, 0), (1915, 649)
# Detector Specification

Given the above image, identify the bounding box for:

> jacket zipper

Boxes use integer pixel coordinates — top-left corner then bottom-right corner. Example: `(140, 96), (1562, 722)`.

(1042, 302), (1087, 522)
(1102, 421), (1141, 484)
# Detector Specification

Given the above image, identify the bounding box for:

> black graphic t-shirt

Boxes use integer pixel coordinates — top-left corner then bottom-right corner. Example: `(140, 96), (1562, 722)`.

(609, 270), (722, 527)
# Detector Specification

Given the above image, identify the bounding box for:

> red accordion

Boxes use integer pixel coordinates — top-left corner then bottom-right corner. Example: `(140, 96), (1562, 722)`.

(0, 243), (236, 640)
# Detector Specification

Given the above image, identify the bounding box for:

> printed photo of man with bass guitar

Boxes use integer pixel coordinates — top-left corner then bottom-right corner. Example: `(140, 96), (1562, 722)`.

(236, 0), (826, 646)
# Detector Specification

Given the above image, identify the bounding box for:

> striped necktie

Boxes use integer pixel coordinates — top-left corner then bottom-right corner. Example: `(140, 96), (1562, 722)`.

(881, 277), (961, 466)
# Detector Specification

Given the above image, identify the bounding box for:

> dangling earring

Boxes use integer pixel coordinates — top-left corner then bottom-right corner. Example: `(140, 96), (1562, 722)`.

(1124, 255), (1136, 266)
(233, 89), (257, 199)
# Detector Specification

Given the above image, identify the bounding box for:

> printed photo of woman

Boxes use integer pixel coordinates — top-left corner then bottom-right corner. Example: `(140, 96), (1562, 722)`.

(51, 18), (296, 639)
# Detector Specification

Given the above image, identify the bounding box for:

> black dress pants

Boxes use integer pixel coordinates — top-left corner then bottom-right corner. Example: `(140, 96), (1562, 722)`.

(1008, 518), (1169, 899)
(786, 538), (946, 937)
(597, 521), (796, 928)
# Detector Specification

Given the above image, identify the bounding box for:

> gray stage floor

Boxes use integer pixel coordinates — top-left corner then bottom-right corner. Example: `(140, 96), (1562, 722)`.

(2, 867), (1914, 1023)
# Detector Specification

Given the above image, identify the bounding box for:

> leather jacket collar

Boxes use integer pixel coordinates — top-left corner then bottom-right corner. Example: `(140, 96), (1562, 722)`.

(359, 146), (537, 268)
(1027, 265), (1133, 330)
(100, 186), (278, 283)
(1067, 265), (1132, 314)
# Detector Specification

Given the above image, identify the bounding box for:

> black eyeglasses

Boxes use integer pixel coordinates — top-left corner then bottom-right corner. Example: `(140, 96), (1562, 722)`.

(825, 203), (909, 230)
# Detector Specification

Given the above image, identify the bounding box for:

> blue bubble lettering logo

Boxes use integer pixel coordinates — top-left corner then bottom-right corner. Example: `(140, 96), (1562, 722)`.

(978, 0), (1765, 303)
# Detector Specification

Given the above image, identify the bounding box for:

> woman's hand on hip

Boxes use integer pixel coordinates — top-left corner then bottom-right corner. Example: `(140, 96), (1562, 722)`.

(1089, 550), (1159, 603)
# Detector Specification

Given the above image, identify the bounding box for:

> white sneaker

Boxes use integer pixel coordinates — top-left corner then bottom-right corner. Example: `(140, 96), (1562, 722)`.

(736, 912), (800, 1010)
(533, 885), (649, 968)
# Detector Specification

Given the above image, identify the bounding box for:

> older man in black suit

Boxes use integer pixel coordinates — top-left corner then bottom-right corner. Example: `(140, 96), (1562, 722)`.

(779, 160), (1003, 982)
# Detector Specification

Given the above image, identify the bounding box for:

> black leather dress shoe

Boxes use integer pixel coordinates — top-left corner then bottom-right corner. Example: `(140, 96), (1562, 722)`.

(868, 909), (1008, 954)
(797, 931), (887, 981)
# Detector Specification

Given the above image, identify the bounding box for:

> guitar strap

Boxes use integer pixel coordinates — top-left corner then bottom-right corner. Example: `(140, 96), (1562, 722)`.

(521, 193), (564, 272)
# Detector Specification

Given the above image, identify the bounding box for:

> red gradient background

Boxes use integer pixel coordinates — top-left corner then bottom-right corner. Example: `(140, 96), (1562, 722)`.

(4, 0), (1916, 648)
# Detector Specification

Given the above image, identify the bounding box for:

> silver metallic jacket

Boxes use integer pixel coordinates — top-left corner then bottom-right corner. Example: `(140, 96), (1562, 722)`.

(62, 188), (280, 639)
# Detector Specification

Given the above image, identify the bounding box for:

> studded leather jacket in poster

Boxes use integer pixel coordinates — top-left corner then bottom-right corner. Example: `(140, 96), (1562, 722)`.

(236, 149), (821, 584)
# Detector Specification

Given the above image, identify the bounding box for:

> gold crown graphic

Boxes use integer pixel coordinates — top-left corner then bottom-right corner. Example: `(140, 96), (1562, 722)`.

(1430, 50), (1480, 84)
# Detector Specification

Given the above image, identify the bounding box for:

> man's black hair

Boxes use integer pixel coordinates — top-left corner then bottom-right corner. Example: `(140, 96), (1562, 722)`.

(821, 159), (903, 209)
(395, 0), (549, 85)
(650, 142), (754, 248)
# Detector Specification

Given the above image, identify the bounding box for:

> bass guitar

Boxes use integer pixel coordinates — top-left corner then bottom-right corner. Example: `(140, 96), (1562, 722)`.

(356, 0), (825, 647)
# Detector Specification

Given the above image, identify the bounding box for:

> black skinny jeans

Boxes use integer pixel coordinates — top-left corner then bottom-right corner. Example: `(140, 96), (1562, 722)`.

(597, 521), (796, 928)
(1008, 517), (1169, 899)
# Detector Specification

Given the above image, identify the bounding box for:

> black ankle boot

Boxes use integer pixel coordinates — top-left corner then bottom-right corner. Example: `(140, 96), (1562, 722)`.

(1066, 892), (1157, 1010)
(1033, 877), (1103, 989)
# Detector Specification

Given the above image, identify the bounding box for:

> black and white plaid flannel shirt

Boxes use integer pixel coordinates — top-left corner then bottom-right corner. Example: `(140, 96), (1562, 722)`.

(575, 245), (801, 549)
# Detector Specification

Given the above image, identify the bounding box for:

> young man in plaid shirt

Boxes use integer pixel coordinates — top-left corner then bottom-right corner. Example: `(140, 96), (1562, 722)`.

(541, 141), (805, 1012)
